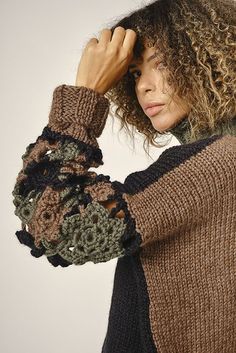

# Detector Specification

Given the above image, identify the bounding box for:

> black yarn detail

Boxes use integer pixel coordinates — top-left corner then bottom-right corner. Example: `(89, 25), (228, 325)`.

(108, 181), (142, 256)
(64, 204), (81, 218)
(19, 159), (99, 200)
(41, 125), (104, 165)
(118, 196), (142, 256)
(61, 186), (92, 219)
(81, 192), (92, 205)
(92, 173), (112, 184)
(15, 228), (72, 267)
(46, 254), (72, 267)
(19, 159), (62, 197)
(15, 229), (45, 258)
(59, 173), (95, 189)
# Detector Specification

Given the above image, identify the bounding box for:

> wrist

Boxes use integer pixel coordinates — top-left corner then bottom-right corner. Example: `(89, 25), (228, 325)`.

(75, 80), (105, 95)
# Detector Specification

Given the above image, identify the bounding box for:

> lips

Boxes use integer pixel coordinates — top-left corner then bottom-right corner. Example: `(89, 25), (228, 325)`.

(144, 102), (164, 109)
(145, 104), (165, 117)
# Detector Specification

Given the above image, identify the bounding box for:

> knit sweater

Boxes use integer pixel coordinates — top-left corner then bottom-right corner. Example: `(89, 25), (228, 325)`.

(12, 84), (236, 353)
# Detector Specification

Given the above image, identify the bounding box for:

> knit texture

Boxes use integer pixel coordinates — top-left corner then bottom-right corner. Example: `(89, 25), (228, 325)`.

(169, 113), (236, 145)
(12, 84), (236, 352)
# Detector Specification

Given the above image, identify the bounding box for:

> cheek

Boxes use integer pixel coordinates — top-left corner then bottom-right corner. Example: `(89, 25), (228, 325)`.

(167, 99), (190, 120)
(135, 89), (142, 107)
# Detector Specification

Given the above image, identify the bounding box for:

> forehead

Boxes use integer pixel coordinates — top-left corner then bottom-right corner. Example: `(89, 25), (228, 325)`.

(129, 46), (161, 68)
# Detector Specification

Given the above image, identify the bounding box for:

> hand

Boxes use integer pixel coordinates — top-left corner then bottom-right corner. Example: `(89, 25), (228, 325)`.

(75, 26), (137, 95)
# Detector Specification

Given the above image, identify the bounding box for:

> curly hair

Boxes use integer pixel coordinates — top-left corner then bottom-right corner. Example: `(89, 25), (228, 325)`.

(95, 0), (236, 157)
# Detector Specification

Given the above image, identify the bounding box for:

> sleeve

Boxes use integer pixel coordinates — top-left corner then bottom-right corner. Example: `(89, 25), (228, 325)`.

(12, 84), (218, 267)
(12, 84), (142, 267)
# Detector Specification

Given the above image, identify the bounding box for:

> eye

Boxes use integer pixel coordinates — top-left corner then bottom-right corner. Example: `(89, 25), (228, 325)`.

(130, 70), (141, 81)
(129, 61), (166, 82)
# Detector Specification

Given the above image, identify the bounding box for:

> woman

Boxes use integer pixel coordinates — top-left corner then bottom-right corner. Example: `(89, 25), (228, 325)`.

(12, 0), (236, 352)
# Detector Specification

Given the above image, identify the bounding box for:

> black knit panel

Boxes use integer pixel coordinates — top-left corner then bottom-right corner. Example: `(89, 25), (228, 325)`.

(101, 254), (158, 353)
(124, 134), (222, 194)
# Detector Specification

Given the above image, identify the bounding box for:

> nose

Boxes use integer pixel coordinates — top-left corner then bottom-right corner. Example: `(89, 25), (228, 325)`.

(135, 73), (155, 94)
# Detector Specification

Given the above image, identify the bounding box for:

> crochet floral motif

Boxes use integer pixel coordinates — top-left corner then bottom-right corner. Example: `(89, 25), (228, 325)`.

(27, 186), (71, 247)
(12, 85), (142, 267)
(48, 139), (82, 161)
(12, 131), (130, 265)
(84, 181), (115, 202)
(13, 188), (42, 224)
(42, 201), (126, 265)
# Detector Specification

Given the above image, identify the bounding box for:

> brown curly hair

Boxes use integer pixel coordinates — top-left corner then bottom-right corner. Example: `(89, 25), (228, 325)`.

(94, 0), (236, 157)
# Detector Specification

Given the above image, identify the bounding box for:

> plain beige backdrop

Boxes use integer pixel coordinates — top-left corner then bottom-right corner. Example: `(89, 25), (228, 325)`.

(2, 0), (179, 352)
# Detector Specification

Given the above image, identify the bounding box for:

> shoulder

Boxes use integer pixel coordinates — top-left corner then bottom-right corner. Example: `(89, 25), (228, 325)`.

(160, 133), (236, 168)
(124, 134), (235, 194)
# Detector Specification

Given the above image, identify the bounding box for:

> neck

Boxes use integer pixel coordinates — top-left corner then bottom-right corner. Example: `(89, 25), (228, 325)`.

(169, 116), (236, 144)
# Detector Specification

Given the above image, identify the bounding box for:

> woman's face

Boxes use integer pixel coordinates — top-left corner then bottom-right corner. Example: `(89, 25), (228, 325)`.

(128, 45), (191, 132)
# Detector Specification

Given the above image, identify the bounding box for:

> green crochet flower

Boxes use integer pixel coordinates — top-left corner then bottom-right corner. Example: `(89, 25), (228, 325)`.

(48, 140), (81, 162)
(59, 186), (84, 208)
(43, 201), (126, 265)
(12, 189), (42, 224)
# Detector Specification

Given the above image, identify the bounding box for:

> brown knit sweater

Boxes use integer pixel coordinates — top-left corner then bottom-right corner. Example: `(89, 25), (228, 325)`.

(12, 84), (236, 353)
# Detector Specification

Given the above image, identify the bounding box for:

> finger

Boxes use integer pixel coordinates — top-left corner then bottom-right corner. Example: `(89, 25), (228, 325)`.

(110, 26), (126, 46)
(86, 37), (98, 48)
(122, 29), (137, 53)
(98, 28), (112, 46)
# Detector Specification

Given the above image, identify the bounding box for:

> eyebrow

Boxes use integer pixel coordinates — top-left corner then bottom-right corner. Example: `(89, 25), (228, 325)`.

(128, 52), (159, 70)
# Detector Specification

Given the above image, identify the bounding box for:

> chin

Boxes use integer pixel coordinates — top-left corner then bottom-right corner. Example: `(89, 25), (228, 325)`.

(151, 118), (174, 132)
(151, 113), (185, 133)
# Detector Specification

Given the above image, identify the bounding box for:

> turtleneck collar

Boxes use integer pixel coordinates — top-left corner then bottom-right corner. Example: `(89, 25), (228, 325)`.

(168, 116), (236, 144)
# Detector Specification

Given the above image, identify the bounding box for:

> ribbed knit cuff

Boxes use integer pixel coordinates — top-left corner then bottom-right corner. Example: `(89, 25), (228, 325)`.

(48, 84), (110, 147)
